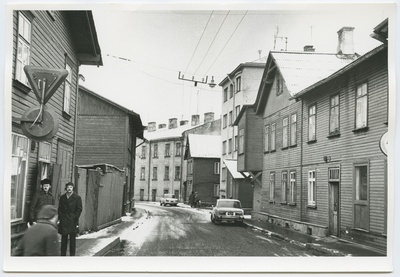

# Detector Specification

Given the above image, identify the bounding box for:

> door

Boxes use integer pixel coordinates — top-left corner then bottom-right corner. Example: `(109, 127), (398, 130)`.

(140, 189), (144, 201)
(329, 182), (339, 236)
(151, 189), (156, 202)
(57, 141), (73, 191)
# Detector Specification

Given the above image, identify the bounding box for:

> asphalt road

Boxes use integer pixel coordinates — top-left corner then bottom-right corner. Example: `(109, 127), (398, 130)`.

(106, 202), (322, 256)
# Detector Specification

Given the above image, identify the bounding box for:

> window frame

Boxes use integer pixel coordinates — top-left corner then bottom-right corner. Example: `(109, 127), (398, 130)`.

(307, 170), (317, 207)
(164, 166), (170, 180)
(174, 166), (181, 180)
(235, 105), (240, 121)
(222, 140), (227, 155)
(223, 87), (228, 102)
(269, 172), (275, 202)
(175, 142), (181, 156)
(308, 104), (317, 142)
(140, 166), (146, 180)
(214, 162), (220, 174)
(355, 82), (368, 130)
(141, 145), (146, 159)
(234, 135), (238, 152)
(289, 171), (296, 204)
(38, 141), (52, 179)
(353, 162), (369, 230)
(152, 167), (158, 180)
(281, 171), (288, 203)
(264, 124), (270, 152)
(223, 114), (227, 129)
(229, 110), (233, 126)
(276, 73), (283, 96)
(290, 113), (297, 146)
(164, 143), (170, 157)
(15, 12), (32, 86)
(63, 62), (73, 115)
(153, 143), (158, 158)
(329, 94), (340, 136)
(238, 129), (244, 154)
(228, 138), (232, 154)
(229, 83), (234, 98)
(236, 76), (241, 93)
(271, 122), (276, 151)
(282, 117), (289, 149)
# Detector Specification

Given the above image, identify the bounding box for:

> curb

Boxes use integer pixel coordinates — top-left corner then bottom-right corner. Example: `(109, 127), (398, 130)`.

(93, 237), (120, 256)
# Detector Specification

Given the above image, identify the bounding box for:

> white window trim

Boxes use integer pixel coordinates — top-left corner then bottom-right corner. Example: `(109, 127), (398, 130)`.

(308, 170), (316, 206)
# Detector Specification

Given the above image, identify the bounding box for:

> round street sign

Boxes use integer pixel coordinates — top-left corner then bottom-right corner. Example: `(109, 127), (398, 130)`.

(379, 131), (388, 156)
(21, 105), (59, 141)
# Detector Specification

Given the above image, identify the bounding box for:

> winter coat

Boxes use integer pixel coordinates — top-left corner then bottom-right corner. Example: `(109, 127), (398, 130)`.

(58, 192), (82, 235)
(13, 219), (59, 256)
(29, 190), (55, 224)
(188, 193), (195, 205)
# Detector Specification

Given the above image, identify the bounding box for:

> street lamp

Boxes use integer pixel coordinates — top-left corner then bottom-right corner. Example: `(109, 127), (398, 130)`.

(208, 76), (216, 88)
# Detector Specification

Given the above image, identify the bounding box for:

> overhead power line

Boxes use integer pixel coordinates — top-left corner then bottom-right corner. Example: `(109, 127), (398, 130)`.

(193, 11), (230, 76)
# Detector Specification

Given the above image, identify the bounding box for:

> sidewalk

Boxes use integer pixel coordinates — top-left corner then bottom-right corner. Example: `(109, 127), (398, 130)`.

(74, 203), (386, 257)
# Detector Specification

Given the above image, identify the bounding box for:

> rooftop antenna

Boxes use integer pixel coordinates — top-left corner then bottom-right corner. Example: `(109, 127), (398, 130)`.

(273, 26), (288, 51)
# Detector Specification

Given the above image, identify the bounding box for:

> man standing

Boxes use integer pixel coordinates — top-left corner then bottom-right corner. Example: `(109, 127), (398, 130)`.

(58, 182), (82, 256)
(29, 178), (55, 226)
(13, 205), (59, 256)
(188, 191), (195, 208)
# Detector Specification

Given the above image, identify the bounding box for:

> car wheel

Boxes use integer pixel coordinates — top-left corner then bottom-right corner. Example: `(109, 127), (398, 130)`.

(211, 215), (215, 223)
(160, 202), (163, 206)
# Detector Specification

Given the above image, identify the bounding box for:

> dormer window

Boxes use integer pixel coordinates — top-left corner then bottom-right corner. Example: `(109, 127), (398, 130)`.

(276, 74), (283, 95)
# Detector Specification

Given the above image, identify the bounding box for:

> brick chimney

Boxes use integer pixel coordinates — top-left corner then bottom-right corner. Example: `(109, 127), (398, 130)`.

(158, 123), (166, 129)
(337, 27), (355, 55)
(180, 120), (189, 126)
(148, 122), (156, 132)
(303, 45), (315, 52)
(168, 118), (178, 129)
(204, 112), (215, 123)
(191, 114), (200, 126)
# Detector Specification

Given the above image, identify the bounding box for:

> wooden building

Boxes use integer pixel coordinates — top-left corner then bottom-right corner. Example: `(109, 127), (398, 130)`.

(184, 134), (221, 206)
(10, 10), (102, 247)
(76, 85), (144, 213)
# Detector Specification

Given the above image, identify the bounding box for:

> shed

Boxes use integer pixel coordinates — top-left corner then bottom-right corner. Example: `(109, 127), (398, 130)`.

(75, 164), (125, 232)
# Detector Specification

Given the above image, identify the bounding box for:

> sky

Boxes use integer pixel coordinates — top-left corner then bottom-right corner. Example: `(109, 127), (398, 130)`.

(76, 3), (391, 126)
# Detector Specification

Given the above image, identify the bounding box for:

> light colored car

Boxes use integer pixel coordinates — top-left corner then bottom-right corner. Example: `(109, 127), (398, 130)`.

(160, 194), (178, 206)
(210, 199), (244, 225)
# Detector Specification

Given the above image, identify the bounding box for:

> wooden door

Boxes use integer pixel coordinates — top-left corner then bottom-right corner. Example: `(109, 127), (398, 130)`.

(56, 141), (73, 191)
(329, 182), (339, 236)
(151, 189), (156, 202)
(140, 189), (144, 201)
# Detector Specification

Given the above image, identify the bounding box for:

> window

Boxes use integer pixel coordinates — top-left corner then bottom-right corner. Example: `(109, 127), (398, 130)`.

(223, 87), (228, 102)
(141, 145), (146, 159)
(238, 129), (244, 154)
(276, 74), (283, 95)
(164, 189), (169, 194)
(330, 95), (340, 135)
(228, 139), (232, 153)
(234, 135), (238, 151)
(165, 143), (170, 157)
(236, 76), (241, 92)
(38, 142), (51, 179)
(282, 117), (288, 148)
(354, 164), (369, 229)
(229, 84), (234, 98)
(308, 105), (316, 141)
(308, 170), (316, 206)
(15, 12), (31, 86)
(271, 123), (276, 151)
(63, 63), (72, 114)
(214, 162), (220, 174)
(289, 171), (296, 204)
(235, 105), (240, 120)
(164, 166), (169, 180)
(269, 172), (275, 200)
(153, 144), (158, 158)
(290, 113), (297, 146)
(11, 133), (29, 221)
(140, 167), (145, 180)
(229, 111), (233, 126)
(214, 184), (220, 197)
(223, 114), (227, 128)
(281, 172), (288, 203)
(355, 83), (368, 129)
(221, 167), (227, 182)
(222, 141), (227, 155)
(152, 167), (158, 180)
(175, 142), (181, 156)
(175, 166), (181, 180)
(188, 160), (193, 174)
(264, 125), (270, 152)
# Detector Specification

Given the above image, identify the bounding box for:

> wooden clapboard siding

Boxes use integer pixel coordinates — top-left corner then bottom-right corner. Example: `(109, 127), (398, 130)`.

(242, 107), (263, 171)
(76, 116), (126, 168)
(300, 47), (387, 249)
(193, 158), (220, 204)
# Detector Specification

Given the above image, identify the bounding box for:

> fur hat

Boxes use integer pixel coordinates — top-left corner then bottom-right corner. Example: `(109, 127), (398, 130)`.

(40, 178), (51, 185)
(37, 205), (58, 220)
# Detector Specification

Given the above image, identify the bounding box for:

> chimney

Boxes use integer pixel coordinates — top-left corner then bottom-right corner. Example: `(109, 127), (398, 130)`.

(337, 27), (355, 55)
(180, 120), (189, 126)
(303, 45), (315, 52)
(148, 122), (156, 132)
(191, 114), (200, 126)
(168, 118), (178, 129)
(204, 112), (215, 123)
(158, 123), (166, 129)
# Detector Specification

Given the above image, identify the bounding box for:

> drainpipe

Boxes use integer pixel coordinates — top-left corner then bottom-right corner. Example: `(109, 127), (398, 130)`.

(72, 65), (80, 182)
(300, 98), (303, 222)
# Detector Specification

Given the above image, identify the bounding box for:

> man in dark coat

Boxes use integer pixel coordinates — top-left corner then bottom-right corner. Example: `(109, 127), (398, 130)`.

(13, 205), (59, 256)
(29, 178), (55, 225)
(188, 191), (195, 208)
(58, 182), (82, 256)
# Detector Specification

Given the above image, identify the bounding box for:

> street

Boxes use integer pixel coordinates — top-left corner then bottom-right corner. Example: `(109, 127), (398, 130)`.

(105, 202), (322, 256)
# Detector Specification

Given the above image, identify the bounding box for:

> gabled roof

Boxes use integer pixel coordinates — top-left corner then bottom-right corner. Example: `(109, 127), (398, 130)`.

(219, 61), (266, 86)
(64, 11), (103, 66)
(186, 134), (221, 158)
(255, 51), (358, 114)
(370, 18), (388, 44)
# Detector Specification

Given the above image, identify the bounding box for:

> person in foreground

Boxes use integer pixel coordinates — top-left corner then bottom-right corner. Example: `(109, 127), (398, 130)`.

(13, 205), (59, 256)
(58, 182), (82, 256)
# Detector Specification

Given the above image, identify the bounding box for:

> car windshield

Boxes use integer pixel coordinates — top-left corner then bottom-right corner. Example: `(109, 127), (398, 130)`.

(164, 194), (175, 198)
(217, 200), (241, 208)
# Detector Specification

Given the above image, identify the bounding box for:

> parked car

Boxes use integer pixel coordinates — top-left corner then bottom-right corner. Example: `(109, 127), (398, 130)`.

(160, 194), (178, 206)
(210, 199), (244, 225)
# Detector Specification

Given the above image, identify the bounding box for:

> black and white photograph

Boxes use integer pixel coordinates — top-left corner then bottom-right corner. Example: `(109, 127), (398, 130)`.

(1, 0), (398, 275)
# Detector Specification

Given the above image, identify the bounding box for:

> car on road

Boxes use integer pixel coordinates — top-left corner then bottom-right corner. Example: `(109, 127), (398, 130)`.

(160, 194), (178, 206)
(210, 199), (244, 225)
